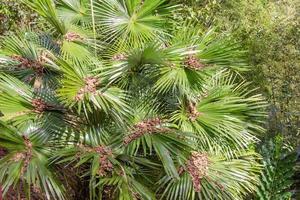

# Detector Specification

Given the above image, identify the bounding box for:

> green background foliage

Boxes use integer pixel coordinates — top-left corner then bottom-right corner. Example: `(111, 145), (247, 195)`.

(0, 0), (45, 36)
(256, 135), (297, 200)
(0, 1), (35, 35)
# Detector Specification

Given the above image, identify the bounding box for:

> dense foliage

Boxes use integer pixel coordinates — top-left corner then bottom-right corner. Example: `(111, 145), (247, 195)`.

(173, 2), (300, 196)
(0, 0), (40, 35)
(256, 136), (297, 200)
(0, 0), (268, 199)
(173, 0), (300, 145)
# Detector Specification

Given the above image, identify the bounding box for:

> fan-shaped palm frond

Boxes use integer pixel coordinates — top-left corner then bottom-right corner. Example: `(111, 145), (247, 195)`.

(0, 73), (67, 137)
(21, 0), (101, 64)
(57, 0), (91, 25)
(93, 0), (172, 47)
(99, 43), (164, 92)
(0, 121), (65, 200)
(153, 27), (248, 95)
(0, 33), (60, 89)
(56, 58), (131, 123)
(170, 70), (266, 157)
(53, 128), (158, 200)
(21, 0), (67, 35)
(121, 106), (195, 179)
(158, 150), (261, 200)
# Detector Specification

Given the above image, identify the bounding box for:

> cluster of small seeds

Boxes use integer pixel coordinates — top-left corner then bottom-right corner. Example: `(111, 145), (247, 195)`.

(12, 136), (33, 175)
(187, 102), (201, 121)
(184, 54), (205, 70)
(94, 146), (113, 176)
(11, 55), (44, 74)
(78, 144), (113, 177)
(32, 98), (48, 113)
(64, 32), (84, 42)
(22, 136), (33, 174)
(75, 77), (100, 101)
(111, 53), (127, 61)
(123, 118), (169, 145)
(186, 152), (209, 192)
(12, 152), (26, 162)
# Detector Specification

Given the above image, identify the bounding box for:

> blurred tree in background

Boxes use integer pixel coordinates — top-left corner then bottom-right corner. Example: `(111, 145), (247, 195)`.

(0, 0), (43, 36)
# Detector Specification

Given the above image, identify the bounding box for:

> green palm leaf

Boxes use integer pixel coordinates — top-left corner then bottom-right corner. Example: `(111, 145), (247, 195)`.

(57, 0), (91, 24)
(57, 58), (131, 121)
(255, 136), (297, 200)
(159, 150), (261, 200)
(0, 121), (65, 200)
(93, 0), (171, 47)
(170, 70), (266, 156)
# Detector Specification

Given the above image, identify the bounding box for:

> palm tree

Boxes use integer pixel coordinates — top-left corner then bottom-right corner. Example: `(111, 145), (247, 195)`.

(0, 0), (266, 199)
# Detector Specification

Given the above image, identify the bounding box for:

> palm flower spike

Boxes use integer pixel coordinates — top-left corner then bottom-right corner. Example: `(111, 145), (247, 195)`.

(123, 118), (170, 145)
(77, 144), (114, 176)
(11, 136), (33, 175)
(64, 32), (84, 42)
(75, 76), (100, 101)
(187, 101), (202, 121)
(184, 54), (205, 70)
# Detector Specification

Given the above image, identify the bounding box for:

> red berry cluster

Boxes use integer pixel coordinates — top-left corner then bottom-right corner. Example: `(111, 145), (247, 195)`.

(186, 152), (209, 192)
(187, 102), (201, 122)
(64, 32), (84, 42)
(184, 54), (205, 70)
(111, 53), (127, 61)
(75, 77), (100, 101)
(32, 98), (48, 113)
(123, 118), (168, 145)
(11, 55), (44, 74)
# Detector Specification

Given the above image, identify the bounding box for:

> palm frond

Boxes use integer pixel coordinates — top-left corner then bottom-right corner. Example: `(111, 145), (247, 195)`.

(57, 0), (91, 25)
(0, 0), (267, 199)
(158, 150), (261, 200)
(170, 70), (266, 156)
(57, 58), (131, 123)
(93, 0), (171, 47)
(0, 121), (65, 200)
